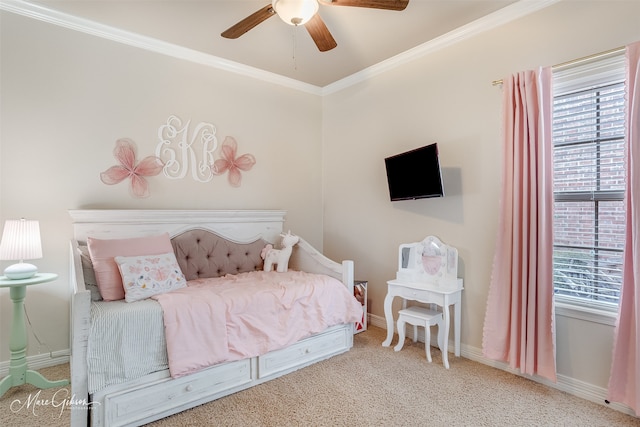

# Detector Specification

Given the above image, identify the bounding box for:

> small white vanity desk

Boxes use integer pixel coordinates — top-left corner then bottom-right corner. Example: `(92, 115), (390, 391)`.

(382, 236), (463, 369)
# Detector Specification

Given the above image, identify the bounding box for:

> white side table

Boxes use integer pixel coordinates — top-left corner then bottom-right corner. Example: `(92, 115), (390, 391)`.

(0, 273), (69, 397)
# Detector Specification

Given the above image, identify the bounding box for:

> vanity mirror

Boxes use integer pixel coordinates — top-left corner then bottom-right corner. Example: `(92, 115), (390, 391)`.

(396, 236), (458, 287)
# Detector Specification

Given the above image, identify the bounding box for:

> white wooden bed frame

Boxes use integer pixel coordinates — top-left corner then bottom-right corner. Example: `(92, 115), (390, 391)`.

(69, 209), (355, 427)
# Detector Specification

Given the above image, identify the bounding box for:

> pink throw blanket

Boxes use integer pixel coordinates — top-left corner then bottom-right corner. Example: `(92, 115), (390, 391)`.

(152, 270), (363, 378)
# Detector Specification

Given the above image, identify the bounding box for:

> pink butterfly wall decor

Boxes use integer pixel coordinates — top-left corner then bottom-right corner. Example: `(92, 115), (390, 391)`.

(211, 136), (256, 187)
(100, 138), (164, 198)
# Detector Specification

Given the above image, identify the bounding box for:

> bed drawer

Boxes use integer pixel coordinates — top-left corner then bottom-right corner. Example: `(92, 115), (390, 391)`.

(258, 325), (351, 379)
(103, 359), (251, 427)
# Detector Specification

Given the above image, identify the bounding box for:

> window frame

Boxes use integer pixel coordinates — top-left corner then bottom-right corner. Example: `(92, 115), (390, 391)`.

(551, 52), (626, 318)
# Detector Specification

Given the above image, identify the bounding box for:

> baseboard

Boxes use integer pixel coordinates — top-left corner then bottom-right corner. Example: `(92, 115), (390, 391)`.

(368, 313), (636, 417)
(0, 350), (70, 376)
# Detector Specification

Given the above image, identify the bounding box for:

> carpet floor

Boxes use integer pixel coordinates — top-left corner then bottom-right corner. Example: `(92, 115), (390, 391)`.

(1, 326), (638, 426)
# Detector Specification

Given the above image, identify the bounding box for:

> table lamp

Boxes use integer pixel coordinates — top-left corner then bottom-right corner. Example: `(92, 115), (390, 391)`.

(0, 218), (43, 279)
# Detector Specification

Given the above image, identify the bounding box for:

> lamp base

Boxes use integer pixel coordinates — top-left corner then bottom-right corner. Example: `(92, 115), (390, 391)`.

(4, 263), (38, 280)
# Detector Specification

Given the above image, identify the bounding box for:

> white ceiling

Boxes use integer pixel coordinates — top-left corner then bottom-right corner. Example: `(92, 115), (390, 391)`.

(13, 0), (529, 89)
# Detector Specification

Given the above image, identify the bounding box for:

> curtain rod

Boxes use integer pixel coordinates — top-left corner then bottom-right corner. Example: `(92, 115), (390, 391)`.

(491, 46), (625, 86)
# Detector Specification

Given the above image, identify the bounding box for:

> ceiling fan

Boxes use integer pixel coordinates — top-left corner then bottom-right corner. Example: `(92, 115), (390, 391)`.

(221, 0), (409, 52)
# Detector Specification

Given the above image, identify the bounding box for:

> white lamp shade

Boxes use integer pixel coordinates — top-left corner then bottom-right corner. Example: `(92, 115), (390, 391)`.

(272, 0), (319, 25)
(0, 219), (42, 279)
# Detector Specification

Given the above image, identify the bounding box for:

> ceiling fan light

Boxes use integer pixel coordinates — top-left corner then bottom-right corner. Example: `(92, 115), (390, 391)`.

(272, 0), (319, 26)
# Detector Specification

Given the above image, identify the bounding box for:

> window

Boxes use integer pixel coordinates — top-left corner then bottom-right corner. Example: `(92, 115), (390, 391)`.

(552, 52), (626, 310)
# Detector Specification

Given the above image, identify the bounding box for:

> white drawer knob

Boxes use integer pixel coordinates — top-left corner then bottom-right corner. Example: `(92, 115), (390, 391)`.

(185, 385), (193, 392)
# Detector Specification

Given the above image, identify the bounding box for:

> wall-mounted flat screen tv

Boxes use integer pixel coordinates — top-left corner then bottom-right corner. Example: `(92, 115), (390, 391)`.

(384, 143), (444, 201)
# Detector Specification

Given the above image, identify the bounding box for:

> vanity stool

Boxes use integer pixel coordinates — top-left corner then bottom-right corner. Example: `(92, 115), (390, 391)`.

(394, 306), (444, 363)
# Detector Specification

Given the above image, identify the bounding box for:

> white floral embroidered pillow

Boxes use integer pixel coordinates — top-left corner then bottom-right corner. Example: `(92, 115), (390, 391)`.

(115, 252), (187, 302)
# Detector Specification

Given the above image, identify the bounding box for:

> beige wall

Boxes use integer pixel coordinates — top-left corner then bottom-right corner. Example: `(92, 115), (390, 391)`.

(322, 0), (640, 391)
(0, 12), (323, 360)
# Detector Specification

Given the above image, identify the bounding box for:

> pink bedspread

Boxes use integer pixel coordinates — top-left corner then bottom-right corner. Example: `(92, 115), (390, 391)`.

(152, 270), (363, 378)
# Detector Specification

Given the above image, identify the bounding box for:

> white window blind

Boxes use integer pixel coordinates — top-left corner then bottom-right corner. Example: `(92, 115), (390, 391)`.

(552, 51), (626, 308)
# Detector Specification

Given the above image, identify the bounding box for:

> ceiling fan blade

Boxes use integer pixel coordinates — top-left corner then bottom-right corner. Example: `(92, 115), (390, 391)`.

(305, 14), (337, 52)
(320, 0), (409, 11)
(221, 4), (276, 39)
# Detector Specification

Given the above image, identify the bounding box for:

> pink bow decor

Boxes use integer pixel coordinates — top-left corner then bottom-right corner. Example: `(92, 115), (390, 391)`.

(211, 136), (256, 187)
(100, 138), (164, 198)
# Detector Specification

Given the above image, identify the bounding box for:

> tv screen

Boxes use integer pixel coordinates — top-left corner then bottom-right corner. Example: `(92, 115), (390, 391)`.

(384, 143), (444, 201)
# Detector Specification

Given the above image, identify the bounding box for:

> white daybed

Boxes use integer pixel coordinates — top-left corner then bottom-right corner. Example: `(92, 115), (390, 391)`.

(69, 209), (359, 427)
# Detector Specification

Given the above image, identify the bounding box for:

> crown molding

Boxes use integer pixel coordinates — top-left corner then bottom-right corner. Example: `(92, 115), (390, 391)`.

(2, 0), (560, 96)
(322, 0), (561, 95)
(0, 0), (324, 96)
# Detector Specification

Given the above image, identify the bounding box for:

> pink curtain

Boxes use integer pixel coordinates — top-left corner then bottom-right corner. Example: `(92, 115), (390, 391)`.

(482, 68), (557, 382)
(607, 41), (640, 414)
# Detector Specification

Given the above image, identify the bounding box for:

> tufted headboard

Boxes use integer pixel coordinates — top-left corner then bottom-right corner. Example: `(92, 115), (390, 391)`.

(171, 229), (267, 280)
(70, 209), (286, 301)
(70, 209), (351, 300)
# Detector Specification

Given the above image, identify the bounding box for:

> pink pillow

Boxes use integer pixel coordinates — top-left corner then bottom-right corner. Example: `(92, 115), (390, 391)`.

(87, 233), (174, 301)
